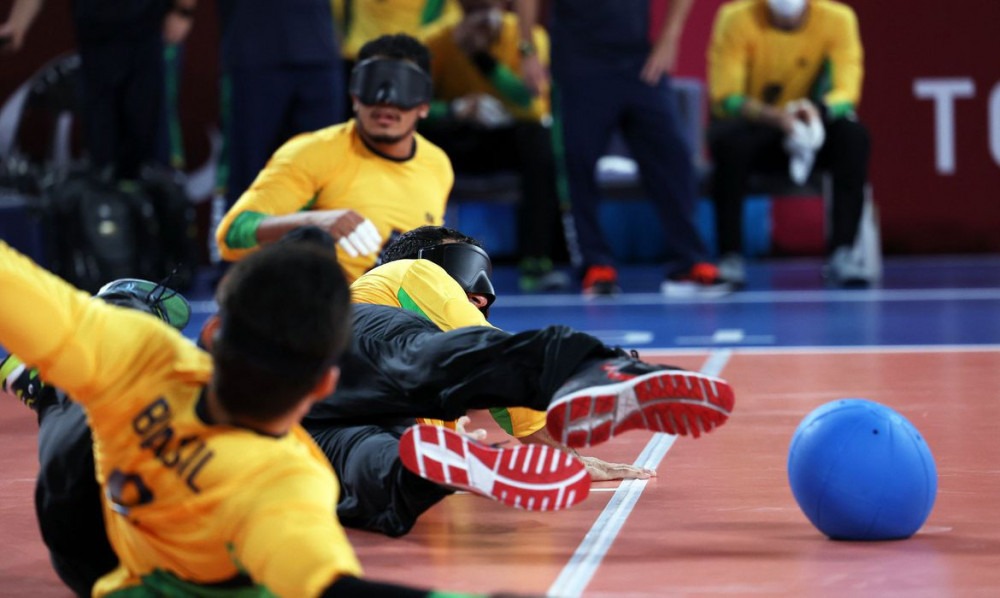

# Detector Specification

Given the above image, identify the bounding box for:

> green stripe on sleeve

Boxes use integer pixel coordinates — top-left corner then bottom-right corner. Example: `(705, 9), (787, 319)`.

(421, 0), (446, 25)
(428, 99), (451, 121)
(300, 193), (319, 211)
(489, 65), (533, 108)
(809, 58), (834, 102)
(224, 211), (269, 250)
(826, 101), (856, 119)
(488, 407), (515, 435)
(720, 94), (747, 117)
(397, 288), (432, 321)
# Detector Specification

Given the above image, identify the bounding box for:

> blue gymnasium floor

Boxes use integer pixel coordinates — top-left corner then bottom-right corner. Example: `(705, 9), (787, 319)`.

(184, 254), (1000, 350)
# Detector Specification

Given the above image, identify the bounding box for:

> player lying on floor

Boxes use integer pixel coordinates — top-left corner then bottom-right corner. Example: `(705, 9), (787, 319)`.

(304, 225), (661, 536)
(0, 239), (538, 597)
(269, 225), (733, 535)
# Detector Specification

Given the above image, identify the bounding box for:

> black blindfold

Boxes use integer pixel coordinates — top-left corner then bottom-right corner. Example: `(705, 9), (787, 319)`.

(418, 243), (496, 307)
(349, 58), (432, 109)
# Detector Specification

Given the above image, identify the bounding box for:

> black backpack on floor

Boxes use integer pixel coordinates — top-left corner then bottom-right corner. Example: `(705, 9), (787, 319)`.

(43, 170), (165, 294)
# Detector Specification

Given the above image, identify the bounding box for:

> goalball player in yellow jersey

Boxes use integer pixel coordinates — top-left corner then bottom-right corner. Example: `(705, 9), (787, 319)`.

(215, 34), (454, 283)
(356, 226), (668, 471)
(1, 278), (194, 596)
(306, 227), (655, 536)
(0, 240), (498, 597)
(304, 226), (655, 537)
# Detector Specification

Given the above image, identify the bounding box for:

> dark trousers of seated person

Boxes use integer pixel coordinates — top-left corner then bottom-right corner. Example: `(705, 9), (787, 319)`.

(709, 117), (871, 256)
(419, 120), (564, 262)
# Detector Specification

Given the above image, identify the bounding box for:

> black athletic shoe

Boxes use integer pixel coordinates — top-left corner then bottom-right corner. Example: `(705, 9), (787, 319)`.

(546, 357), (735, 448)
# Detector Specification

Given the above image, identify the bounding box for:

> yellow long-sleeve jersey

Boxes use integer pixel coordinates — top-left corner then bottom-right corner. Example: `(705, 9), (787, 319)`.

(337, 0), (463, 60)
(215, 120), (454, 283)
(424, 13), (551, 122)
(708, 0), (863, 118)
(351, 259), (547, 437)
(0, 241), (362, 597)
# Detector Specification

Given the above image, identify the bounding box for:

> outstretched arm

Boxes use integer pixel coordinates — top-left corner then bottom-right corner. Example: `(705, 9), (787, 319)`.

(0, 241), (181, 408)
(518, 427), (655, 481)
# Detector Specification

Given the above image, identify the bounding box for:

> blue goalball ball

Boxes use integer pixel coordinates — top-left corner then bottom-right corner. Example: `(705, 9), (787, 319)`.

(787, 399), (938, 541)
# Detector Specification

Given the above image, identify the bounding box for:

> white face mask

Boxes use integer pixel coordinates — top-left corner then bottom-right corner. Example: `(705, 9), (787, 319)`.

(486, 7), (503, 29)
(767, 0), (807, 20)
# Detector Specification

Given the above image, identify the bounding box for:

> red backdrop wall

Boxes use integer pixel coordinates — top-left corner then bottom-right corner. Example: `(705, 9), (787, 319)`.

(2, 0), (999, 254)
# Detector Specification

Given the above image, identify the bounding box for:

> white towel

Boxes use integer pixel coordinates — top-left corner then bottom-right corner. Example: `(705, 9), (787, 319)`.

(452, 94), (514, 129)
(783, 100), (825, 184)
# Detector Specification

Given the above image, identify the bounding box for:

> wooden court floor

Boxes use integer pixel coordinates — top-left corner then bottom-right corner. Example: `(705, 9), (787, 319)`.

(4, 349), (999, 597)
(348, 350), (1000, 597)
(2, 257), (1000, 596)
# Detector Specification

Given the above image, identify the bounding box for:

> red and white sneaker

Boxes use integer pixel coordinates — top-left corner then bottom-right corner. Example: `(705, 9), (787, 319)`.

(546, 357), (735, 448)
(399, 424), (590, 511)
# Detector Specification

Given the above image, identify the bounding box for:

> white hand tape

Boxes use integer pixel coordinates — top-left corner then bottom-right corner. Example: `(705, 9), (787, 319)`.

(337, 236), (359, 258)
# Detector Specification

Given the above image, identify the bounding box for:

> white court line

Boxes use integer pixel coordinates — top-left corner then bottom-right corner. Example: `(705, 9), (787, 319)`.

(701, 349), (734, 377)
(712, 329), (745, 343)
(547, 350), (733, 598)
(190, 300), (218, 313)
(638, 344), (1000, 356)
(675, 333), (776, 346)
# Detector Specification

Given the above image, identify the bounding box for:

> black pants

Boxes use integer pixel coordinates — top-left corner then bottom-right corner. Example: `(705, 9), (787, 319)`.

(551, 50), (709, 275)
(35, 390), (118, 597)
(709, 117), (871, 255)
(77, 34), (165, 180)
(419, 120), (565, 261)
(306, 304), (612, 423)
(307, 422), (451, 537)
(303, 304), (615, 535)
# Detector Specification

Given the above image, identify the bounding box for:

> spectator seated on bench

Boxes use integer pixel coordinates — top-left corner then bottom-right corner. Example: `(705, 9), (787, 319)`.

(706, 0), (876, 288)
(421, 0), (569, 293)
